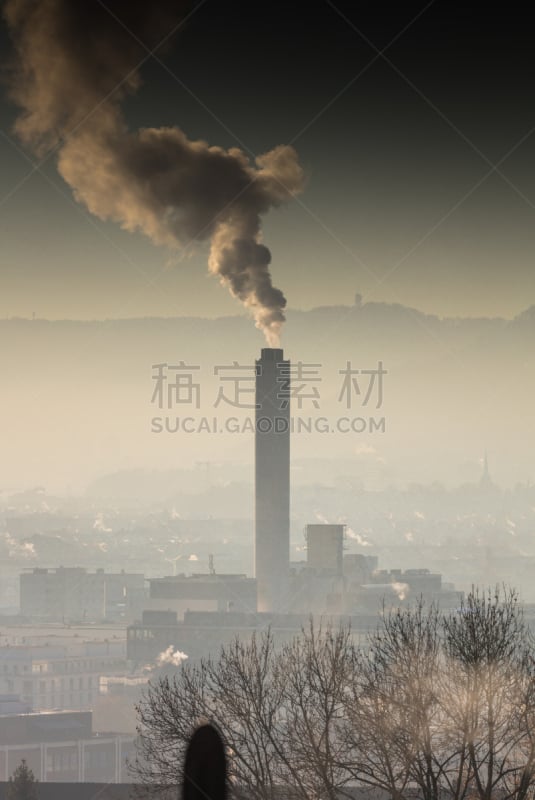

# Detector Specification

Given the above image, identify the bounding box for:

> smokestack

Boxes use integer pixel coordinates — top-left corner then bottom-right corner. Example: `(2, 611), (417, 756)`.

(255, 348), (290, 613)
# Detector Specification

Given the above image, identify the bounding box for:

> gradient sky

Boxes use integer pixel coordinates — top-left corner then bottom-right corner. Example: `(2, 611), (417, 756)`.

(1, 1), (535, 322)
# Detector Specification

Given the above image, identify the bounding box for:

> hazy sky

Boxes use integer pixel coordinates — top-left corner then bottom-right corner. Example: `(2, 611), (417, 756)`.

(1, 2), (535, 322)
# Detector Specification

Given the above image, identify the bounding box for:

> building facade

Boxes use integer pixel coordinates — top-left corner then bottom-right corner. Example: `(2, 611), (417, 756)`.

(148, 573), (257, 615)
(0, 641), (126, 710)
(20, 568), (146, 623)
(0, 710), (135, 783)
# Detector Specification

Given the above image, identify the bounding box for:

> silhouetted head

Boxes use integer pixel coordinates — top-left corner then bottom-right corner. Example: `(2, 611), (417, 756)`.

(182, 723), (227, 800)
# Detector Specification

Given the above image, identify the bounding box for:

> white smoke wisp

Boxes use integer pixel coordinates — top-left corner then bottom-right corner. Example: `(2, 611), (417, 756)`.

(157, 646), (189, 667)
(5, 533), (37, 559)
(4, 0), (305, 346)
(93, 513), (112, 533)
(391, 581), (410, 601)
(345, 525), (372, 547)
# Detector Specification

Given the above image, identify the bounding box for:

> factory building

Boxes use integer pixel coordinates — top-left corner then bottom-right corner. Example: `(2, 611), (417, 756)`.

(127, 609), (308, 666)
(0, 709), (134, 783)
(20, 567), (146, 623)
(305, 524), (345, 574)
(147, 572), (257, 615)
(126, 608), (379, 666)
(0, 641), (126, 711)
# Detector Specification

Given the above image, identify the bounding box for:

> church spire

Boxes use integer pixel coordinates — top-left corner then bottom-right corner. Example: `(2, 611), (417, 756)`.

(480, 449), (492, 488)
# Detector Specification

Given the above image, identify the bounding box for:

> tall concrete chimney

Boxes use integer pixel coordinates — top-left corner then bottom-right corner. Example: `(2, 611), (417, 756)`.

(255, 347), (290, 613)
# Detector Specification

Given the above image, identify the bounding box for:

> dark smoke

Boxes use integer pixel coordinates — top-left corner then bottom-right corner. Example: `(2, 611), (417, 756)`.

(4, 0), (304, 344)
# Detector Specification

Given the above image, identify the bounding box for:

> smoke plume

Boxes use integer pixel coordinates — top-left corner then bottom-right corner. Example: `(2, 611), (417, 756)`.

(157, 646), (189, 667)
(391, 581), (410, 601)
(4, 0), (304, 345)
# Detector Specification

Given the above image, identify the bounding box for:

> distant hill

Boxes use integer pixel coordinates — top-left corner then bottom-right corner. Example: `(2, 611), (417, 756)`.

(1, 301), (534, 490)
(3, 301), (535, 366)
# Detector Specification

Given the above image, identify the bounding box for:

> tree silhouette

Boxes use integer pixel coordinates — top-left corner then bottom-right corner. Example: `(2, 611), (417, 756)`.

(133, 587), (535, 800)
(342, 588), (535, 800)
(6, 760), (38, 800)
(132, 622), (356, 800)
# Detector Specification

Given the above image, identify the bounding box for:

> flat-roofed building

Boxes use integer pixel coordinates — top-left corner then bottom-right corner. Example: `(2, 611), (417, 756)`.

(148, 573), (256, 616)
(20, 568), (146, 623)
(306, 524), (345, 574)
(0, 641), (126, 711)
(0, 710), (135, 783)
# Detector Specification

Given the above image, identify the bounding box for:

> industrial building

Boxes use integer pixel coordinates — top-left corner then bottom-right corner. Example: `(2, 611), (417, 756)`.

(0, 708), (134, 783)
(126, 608), (379, 666)
(0, 641), (126, 711)
(20, 567), (146, 623)
(286, 526), (377, 614)
(305, 523), (345, 573)
(333, 567), (463, 614)
(147, 572), (256, 615)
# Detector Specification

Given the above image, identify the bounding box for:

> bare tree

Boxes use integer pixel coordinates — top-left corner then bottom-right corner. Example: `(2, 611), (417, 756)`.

(133, 657), (215, 796)
(344, 589), (535, 800)
(276, 620), (357, 800)
(133, 622), (358, 800)
(442, 587), (535, 800)
(133, 589), (535, 800)
(341, 600), (453, 800)
(205, 631), (290, 800)
(133, 629), (293, 800)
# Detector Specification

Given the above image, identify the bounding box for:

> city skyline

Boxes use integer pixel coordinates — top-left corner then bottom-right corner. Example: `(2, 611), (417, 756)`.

(1, 4), (535, 795)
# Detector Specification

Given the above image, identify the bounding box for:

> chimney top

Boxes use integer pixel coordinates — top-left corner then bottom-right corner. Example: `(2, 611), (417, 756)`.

(260, 347), (284, 360)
